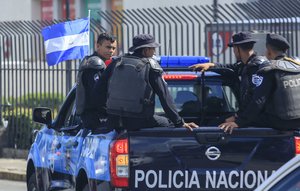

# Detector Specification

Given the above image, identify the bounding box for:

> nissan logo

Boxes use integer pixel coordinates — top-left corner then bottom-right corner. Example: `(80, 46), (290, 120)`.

(205, 146), (221, 161)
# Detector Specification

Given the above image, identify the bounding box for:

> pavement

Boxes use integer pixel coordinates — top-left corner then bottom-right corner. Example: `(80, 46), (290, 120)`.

(0, 158), (26, 182)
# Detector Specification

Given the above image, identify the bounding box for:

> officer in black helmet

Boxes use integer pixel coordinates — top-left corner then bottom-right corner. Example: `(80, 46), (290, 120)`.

(220, 33), (300, 133)
(94, 34), (198, 132)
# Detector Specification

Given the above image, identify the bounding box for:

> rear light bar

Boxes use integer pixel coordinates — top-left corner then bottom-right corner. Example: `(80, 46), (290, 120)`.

(294, 137), (300, 155)
(110, 139), (129, 188)
(163, 74), (197, 80)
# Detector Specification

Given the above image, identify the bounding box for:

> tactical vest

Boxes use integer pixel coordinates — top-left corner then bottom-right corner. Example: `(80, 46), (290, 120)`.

(76, 56), (106, 115)
(106, 56), (154, 118)
(259, 57), (300, 120)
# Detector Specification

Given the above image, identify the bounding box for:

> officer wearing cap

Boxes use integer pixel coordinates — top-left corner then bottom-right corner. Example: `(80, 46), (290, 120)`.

(93, 34), (198, 132)
(190, 31), (269, 123)
(220, 33), (300, 133)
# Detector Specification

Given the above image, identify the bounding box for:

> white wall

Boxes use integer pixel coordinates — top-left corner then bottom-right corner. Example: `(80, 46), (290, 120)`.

(31, 0), (41, 20)
(0, 0), (34, 21)
(123, 0), (257, 9)
(0, 0), (259, 22)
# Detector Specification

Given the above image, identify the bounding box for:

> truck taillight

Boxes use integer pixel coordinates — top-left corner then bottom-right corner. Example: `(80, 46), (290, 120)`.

(295, 137), (300, 155)
(163, 74), (197, 80)
(110, 139), (129, 188)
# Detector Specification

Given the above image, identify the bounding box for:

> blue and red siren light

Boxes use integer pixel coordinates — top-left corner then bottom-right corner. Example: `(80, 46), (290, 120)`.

(159, 56), (210, 68)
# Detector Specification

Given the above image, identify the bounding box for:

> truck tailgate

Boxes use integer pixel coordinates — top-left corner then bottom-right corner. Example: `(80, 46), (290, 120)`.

(128, 127), (296, 190)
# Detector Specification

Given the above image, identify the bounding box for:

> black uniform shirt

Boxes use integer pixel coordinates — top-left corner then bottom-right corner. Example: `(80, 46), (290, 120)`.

(215, 54), (266, 114)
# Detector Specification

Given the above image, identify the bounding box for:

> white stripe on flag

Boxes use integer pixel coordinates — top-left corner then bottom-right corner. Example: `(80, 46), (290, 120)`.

(44, 31), (89, 54)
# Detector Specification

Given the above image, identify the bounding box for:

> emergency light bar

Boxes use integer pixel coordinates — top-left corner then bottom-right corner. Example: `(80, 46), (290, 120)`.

(159, 56), (210, 68)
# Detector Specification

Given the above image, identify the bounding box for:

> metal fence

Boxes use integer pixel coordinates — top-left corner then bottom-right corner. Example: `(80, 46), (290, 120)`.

(1, 0), (300, 149)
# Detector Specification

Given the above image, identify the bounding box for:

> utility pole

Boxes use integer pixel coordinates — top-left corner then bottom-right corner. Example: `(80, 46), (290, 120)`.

(213, 0), (218, 22)
(66, 0), (70, 19)
(65, 0), (72, 92)
(0, 52), (2, 127)
(213, 0), (219, 63)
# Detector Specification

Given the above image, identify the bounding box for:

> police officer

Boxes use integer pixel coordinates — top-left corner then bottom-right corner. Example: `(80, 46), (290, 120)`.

(76, 33), (117, 130)
(190, 31), (269, 123)
(94, 34), (198, 132)
(220, 33), (300, 133)
(81, 33), (117, 93)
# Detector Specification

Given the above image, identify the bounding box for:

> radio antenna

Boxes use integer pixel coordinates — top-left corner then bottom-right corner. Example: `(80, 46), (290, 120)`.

(166, 38), (171, 68)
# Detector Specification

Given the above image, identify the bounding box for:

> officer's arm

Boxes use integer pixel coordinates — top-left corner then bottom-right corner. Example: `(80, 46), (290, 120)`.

(190, 62), (241, 71)
(149, 69), (184, 127)
(235, 72), (274, 127)
(214, 62), (241, 70)
(211, 62), (242, 76)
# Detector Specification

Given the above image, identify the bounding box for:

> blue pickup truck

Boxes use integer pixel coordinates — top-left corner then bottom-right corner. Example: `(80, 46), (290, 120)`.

(26, 56), (300, 191)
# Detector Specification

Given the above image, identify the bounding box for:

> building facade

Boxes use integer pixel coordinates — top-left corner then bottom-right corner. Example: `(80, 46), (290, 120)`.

(0, 0), (257, 21)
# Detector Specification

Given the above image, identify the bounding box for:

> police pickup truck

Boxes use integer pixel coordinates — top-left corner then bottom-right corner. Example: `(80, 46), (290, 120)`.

(26, 56), (300, 191)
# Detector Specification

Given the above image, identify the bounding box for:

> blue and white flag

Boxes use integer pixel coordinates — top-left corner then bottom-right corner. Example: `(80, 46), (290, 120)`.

(42, 18), (90, 66)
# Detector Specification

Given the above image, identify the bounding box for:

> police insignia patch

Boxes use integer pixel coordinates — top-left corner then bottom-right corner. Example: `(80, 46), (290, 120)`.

(94, 73), (99, 81)
(252, 74), (263, 87)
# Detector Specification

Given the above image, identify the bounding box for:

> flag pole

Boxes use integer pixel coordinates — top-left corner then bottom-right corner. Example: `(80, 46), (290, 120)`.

(88, 9), (91, 55)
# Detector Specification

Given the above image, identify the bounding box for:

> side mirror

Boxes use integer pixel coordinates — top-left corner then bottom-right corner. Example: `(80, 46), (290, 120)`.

(32, 107), (52, 127)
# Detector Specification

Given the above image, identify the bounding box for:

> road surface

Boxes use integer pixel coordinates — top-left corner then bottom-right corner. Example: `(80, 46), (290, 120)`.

(0, 179), (26, 191)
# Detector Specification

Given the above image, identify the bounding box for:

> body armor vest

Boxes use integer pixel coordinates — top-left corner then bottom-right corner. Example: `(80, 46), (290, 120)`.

(259, 57), (300, 119)
(76, 56), (106, 115)
(106, 56), (154, 118)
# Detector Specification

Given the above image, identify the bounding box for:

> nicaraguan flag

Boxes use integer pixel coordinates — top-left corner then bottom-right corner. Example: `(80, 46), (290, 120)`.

(42, 18), (89, 66)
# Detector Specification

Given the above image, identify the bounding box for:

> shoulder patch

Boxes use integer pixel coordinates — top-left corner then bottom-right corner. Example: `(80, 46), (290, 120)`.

(94, 73), (100, 81)
(252, 74), (264, 87)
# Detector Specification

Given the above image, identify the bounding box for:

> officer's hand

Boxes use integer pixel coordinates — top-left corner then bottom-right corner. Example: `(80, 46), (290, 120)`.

(183, 122), (199, 131)
(189, 63), (215, 72)
(225, 116), (236, 123)
(219, 122), (239, 134)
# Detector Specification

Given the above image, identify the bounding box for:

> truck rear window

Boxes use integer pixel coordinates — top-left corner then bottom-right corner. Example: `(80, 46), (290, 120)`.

(155, 81), (239, 115)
